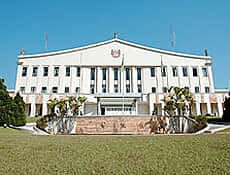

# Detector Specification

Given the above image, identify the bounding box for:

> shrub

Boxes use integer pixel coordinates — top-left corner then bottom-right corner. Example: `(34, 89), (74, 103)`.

(192, 115), (207, 131)
(36, 113), (56, 131)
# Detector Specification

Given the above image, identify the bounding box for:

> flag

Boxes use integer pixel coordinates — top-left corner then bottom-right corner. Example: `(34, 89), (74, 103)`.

(121, 54), (124, 72)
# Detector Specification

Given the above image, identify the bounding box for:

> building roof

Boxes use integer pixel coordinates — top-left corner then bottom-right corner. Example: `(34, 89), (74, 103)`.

(18, 38), (211, 60)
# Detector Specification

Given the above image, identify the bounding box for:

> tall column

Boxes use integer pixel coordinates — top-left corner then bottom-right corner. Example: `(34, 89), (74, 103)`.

(132, 67), (137, 93)
(217, 102), (223, 116)
(30, 103), (36, 117)
(109, 67), (114, 93)
(208, 66), (215, 93)
(207, 102), (211, 115)
(42, 103), (47, 116)
(97, 67), (102, 93)
(196, 102), (201, 115)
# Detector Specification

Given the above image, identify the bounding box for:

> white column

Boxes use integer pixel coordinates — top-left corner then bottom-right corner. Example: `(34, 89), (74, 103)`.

(207, 102), (211, 114)
(42, 103), (47, 116)
(208, 66), (215, 93)
(132, 67), (137, 93)
(97, 67), (102, 93)
(109, 67), (114, 93)
(196, 102), (201, 115)
(135, 100), (138, 115)
(217, 102), (223, 117)
(30, 103), (36, 117)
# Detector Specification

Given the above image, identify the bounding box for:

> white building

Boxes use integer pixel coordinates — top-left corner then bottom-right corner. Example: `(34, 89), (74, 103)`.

(15, 34), (228, 117)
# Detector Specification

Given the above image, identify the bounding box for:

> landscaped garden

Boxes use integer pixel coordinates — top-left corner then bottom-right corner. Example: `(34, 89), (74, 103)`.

(0, 128), (229, 175)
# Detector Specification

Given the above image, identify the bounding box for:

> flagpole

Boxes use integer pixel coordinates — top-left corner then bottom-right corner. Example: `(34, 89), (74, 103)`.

(45, 32), (48, 51)
(122, 54), (125, 115)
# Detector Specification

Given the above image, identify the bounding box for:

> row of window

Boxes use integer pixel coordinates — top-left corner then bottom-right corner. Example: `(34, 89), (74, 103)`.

(90, 67), (139, 81)
(20, 85), (210, 94)
(20, 86), (80, 94)
(22, 66), (208, 79)
(22, 66), (81, 77)
(89, 83), (142, 94)
(150, 67), (208, 77)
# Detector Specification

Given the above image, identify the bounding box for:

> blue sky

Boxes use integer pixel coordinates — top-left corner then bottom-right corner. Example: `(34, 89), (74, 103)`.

(0, 0), (229, 89)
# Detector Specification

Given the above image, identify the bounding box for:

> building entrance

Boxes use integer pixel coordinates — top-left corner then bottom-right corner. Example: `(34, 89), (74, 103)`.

(101, 105), (136, 115)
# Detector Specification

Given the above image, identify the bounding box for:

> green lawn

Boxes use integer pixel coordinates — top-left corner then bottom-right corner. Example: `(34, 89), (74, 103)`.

(221, 128), (230, 132)
(0, 128), (229, 175)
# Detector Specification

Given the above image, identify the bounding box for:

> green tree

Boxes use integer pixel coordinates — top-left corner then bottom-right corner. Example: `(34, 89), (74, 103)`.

(12, 92), (26, 126)
(0, 79), (12, 126)
(0, 79), (26, 126)
(38, 96), (87, 134)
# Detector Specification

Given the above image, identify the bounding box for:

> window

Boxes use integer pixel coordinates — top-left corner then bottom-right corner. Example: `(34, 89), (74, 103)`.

(161, 66), (167, 77)
(205, 87), (210, 93)
(77, 67), (81, 77)
(182, 67), (188, 77)
(137, 84), (142, 93)
(65, 87), (70, 93)
(102, 84), (106, 93)
(22, 67), (27, 77)
(43, 67), (48, 76)
(114, 84), (118, 93)
(172, 66), (178, 77)
(54, 67), (59, 77)
(31, 87), (36, 93)
(90, 84), (95, 94)
(114, 68), (118, 80)
(163, 87), (167, 93)
(66, 66), (70, 77)
(102, 68), (107, 80)
(152, 87), (156, 93)
(126, 84), (130, 93)
(76, 87), (80, 93)
(126, 68), (130, 80)
(150, 67), (155, 77)
(41, 87), (47, 93)
(202, 67), (208, 77)
(195, 86), (200, 93)
(32, 67), (38, 77)
(91, 68), (95, 80)
(193, 68), (198, 77)
(137, 68), (141, 80)
(52, 87), (58, 93)
(20, 87), (25, 93)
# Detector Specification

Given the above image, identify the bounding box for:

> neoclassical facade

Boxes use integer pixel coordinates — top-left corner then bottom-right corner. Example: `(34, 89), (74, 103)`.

(15, 34), (228, 117)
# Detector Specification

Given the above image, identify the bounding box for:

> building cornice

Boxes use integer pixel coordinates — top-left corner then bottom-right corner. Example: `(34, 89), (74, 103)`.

(18, 38), (211, 60)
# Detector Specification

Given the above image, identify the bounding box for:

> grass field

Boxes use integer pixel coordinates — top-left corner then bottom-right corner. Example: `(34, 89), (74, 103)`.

(0, 128), (229, 175)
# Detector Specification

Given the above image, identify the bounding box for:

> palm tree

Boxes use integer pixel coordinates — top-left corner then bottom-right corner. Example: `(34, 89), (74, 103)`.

(163, 86), (196, 133)
(47, 96), (87, 134)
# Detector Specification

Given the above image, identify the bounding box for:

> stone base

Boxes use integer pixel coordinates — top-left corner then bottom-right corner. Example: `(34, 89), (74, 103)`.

(76, 116), (154, 135)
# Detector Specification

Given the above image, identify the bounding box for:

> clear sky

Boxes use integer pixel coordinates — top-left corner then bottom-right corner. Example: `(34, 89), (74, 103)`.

(0, 0), (229, 89)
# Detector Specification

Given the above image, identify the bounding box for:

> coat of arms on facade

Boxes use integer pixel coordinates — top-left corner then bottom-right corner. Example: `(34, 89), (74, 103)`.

(111, 49), (121, 58)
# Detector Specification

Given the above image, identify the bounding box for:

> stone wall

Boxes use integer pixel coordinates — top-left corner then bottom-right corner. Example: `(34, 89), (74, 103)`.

(76, 116), (153, 135)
